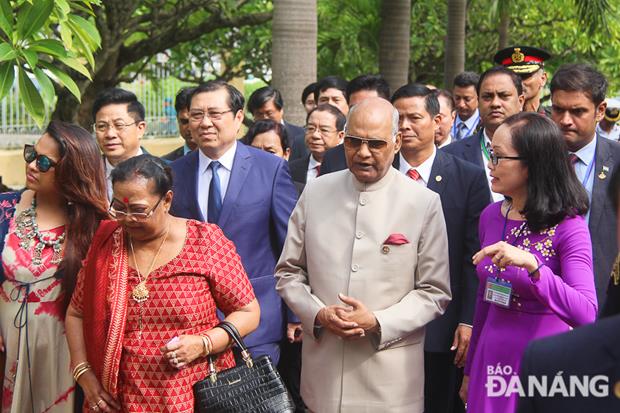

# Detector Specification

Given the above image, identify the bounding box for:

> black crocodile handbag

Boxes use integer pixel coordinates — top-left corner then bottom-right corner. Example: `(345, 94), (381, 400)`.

(193, 321), (295, 413)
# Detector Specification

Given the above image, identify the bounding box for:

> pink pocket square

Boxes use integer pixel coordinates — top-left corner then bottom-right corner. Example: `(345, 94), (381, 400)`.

(383, 233), (410, 245)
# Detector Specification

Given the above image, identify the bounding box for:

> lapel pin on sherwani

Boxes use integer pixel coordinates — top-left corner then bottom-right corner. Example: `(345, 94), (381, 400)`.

(435, 175), (442, 182)
(381, 245), (390, 254)
(613, 380), (620, 398)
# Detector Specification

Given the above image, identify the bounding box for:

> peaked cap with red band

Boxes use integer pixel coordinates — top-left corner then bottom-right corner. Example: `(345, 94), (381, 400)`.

(493, 45), (551, 75)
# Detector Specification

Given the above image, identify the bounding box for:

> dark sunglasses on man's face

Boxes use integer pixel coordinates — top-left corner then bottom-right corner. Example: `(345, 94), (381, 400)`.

(343, 135), (389, 151)
(23, 144), (58, 172)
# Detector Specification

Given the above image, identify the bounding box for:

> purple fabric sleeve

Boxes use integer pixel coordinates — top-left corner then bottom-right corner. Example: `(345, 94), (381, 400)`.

(528, 216), (598, 327)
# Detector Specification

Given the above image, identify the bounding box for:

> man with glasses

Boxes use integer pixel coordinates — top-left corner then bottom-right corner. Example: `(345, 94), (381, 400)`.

(288, 104), (345, 191)
(92, 87), (148, 199)
(163, 87), (197, 161)
(169, 80), (298, 367)
(319, 74), (391, 175)
(276, 97), (450, 413)
(391, 83), (489, 413)
(494, 45), (551, 115)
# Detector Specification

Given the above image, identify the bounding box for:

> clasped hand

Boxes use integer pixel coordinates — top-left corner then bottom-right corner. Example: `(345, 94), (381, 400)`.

(316, 293), (378, 340)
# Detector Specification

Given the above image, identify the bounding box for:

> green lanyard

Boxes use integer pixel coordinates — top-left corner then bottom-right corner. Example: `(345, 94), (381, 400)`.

(480, 135), (490, 161)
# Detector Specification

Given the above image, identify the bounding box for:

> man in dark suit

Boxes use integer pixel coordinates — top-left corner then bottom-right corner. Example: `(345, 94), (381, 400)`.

(162, 87), (197, 161)
(443, 66), (524, 202)
(549, 63), (620, 308)
(92, 87), (153, 199)
(451, 71), (482, 141)
(169, 80), (299, 364)
(247, 86), (308, 162)
(392, 83), (490, 413)
(288, 104), (345, 191)
(320, 74), (390, 175)
(517, 315), (620, 412)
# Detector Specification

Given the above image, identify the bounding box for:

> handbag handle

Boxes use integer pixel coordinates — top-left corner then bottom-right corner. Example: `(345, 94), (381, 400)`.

(207, 321), (254, 383)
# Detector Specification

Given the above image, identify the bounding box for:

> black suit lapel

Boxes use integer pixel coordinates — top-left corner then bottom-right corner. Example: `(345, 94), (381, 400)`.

(427, 150), (451, 196)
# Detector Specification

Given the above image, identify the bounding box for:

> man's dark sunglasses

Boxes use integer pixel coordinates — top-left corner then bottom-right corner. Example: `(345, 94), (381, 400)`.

(343, 135), (389, 151)
(23, 144), (58, 172)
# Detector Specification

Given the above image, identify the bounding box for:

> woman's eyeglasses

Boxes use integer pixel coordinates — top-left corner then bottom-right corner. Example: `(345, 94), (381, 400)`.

(489, 152), (526, 166)
(23, 144), (58, 172)
(108, 195), (164, 221)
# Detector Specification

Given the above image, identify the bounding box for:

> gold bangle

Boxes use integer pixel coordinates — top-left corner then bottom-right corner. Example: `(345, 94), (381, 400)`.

(200, 334), (213, 357)
(72, 361), (90, 378)
(73, 364), (90, 379)
(73, 365), (91, 382)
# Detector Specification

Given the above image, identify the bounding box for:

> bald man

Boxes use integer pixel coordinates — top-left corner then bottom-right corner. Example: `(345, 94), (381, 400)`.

(276, 98), (451, 413)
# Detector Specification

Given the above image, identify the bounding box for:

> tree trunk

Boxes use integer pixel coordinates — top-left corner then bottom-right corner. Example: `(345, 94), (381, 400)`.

(271, 0), (317, 126)
(379, 0), (411, 92)
(444, 0), (466, 88)
(498, 2), (510, 49)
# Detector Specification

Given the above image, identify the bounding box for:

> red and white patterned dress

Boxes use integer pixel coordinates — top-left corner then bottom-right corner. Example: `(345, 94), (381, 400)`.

(0, 219), (73, 413)
(71, 220), (255, 412)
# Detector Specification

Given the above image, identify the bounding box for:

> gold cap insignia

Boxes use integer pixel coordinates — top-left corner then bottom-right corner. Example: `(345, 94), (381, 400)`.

(512, 48), (525, 63)
(614, 380), (620, 398)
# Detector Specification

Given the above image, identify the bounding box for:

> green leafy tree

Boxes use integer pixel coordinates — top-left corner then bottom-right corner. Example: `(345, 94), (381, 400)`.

(0, 0), (101, 125)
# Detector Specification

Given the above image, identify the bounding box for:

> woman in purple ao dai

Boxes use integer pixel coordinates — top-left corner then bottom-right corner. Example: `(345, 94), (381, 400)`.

(460, 112), (598, 413)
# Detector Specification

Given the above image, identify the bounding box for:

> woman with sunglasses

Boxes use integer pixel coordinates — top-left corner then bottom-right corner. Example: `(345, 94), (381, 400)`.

(459, 112), (597, 413)
(0, 121), (108, 412)
(65, 155), (259, 412)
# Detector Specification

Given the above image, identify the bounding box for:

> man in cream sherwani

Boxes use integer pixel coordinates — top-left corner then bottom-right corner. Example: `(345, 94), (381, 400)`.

(275, 97), (451, 413)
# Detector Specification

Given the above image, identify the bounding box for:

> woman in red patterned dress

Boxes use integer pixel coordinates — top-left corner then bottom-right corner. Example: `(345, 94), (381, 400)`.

(65, 155), (260, 413)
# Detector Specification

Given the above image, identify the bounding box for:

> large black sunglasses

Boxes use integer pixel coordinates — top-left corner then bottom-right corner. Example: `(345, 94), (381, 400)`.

(23, 144), (58, 172)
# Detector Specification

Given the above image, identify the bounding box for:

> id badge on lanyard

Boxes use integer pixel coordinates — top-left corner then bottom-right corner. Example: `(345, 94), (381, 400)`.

(484, 277), (512, 308)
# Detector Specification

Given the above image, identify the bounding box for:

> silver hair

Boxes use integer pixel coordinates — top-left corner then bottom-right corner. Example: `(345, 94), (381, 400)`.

(345, 104), (399, 142)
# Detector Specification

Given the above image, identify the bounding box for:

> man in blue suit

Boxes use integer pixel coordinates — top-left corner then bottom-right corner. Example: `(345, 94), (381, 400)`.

(169, 80), (299, 364)
(549, 63), (620, 310)
(391, 84), (491, 413)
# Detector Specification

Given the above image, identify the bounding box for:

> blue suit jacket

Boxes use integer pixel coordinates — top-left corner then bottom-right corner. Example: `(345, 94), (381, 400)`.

(394, 152), (491, 351)
(169, 143), (298, 362)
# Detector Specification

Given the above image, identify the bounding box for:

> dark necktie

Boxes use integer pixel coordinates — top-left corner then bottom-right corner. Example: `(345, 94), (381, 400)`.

(568, 153), (579, 168)
(456, 122), (468, 141)
(207, 161), (222, 223)
(315, 164), (321, 176)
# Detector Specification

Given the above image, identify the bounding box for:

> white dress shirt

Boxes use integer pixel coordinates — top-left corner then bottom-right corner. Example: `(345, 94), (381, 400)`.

(306, 155), (321, 183)
(398, 147), (437, 187)
(105, 148), (143, 200)
(197, 141), (237, 221)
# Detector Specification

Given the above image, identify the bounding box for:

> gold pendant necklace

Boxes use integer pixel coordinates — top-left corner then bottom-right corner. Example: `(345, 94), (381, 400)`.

(128, 224), (170, 304)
